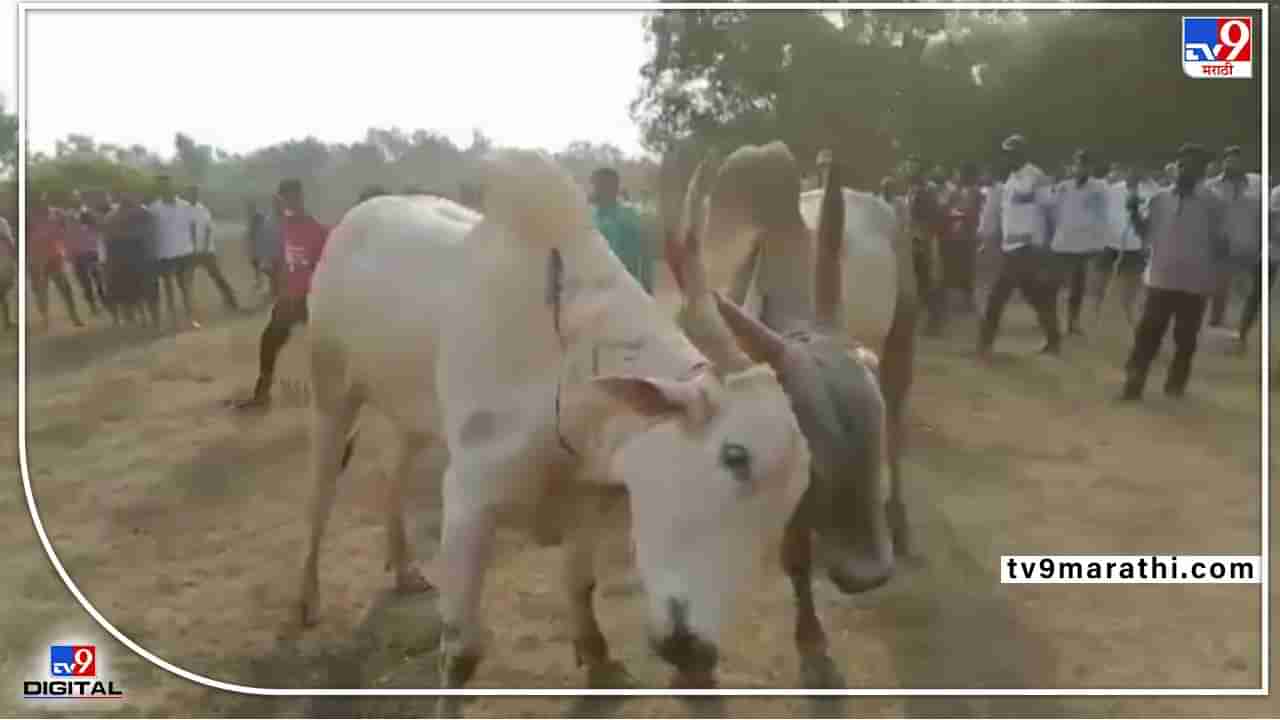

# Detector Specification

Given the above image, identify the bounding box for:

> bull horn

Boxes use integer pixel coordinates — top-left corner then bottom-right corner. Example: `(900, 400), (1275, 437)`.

(713, 291), (788, 372)
(814, 154), (845, 333)
(668, 148), (755, 376)
(675, 147), (722, 299)
(664, 227), (685, 292)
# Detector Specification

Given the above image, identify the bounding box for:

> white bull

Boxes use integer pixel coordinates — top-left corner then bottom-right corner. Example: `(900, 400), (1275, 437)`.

(796, 186), (907, 345)
(301, 149), (810, 709)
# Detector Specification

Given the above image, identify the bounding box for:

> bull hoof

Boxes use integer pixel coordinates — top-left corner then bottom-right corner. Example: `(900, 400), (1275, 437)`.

(678, 695), (726, 718)
(586, 660), (637, 689)
(395, 566), (434, 594)
(435, 695), (463, 719)
(887, 501), (913, 559)
(799, 652), (845, 689)
(299, 598), (320, 628)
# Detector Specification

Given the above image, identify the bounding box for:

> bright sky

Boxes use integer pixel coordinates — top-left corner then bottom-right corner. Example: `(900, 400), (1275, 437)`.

(1, 1), (14, 109)
(6, 5), (654, 159)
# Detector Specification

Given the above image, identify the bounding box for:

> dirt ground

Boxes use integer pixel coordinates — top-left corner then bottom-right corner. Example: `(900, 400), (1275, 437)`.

(2, 224), (1276, 718)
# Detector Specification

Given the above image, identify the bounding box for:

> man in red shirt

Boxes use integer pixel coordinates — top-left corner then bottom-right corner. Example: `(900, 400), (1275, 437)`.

(235, 179), (329, 410)
(942, 161), (984, 315)
(27, 196), (84, 330)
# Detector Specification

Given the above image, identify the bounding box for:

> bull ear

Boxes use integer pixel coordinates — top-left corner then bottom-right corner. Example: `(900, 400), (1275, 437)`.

(592, 374), (716, 426)
(814, 156), (845, 333)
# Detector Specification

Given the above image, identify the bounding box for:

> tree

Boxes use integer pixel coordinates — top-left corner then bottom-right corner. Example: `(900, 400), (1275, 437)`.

(555, 140), (658, 202)
(174, 132), (214, 183)
(632, 8), (1263, 188)
(26, 156), (154, 203)
(0, 95), (18, 176)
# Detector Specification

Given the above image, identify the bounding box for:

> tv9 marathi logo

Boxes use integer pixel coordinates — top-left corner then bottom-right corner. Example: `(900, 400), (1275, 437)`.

(22, 644), (125, 701)
(1182, 17), (1253, 79)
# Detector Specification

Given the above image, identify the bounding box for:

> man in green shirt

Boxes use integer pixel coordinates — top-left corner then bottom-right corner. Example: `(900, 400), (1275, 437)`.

(590, 167), (653, 295)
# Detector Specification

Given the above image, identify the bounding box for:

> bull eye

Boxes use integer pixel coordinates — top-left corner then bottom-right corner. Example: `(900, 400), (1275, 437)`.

(720, 442), (751, 481)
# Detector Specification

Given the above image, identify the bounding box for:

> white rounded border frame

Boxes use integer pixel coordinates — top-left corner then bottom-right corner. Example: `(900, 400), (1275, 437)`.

(15, 0), (1271, 699)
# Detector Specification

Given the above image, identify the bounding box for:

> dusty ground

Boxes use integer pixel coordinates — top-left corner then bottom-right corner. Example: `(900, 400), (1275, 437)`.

(1, 225), (1276, 718)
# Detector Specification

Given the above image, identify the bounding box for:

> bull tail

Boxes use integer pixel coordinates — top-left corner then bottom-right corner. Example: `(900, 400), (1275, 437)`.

(340, 428), (359, 473)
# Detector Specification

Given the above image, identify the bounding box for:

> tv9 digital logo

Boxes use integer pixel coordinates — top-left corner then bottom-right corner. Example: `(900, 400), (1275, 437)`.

(22, 643), (125, 701)
(1182, 17), (1253, 78)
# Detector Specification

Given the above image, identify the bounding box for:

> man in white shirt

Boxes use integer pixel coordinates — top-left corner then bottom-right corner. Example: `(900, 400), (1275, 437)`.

(1095, 165), (1152, 325)
(183, 185), (240, 314)
(1204, 145), (1263, 329)
(1237, 175), (1279, 351)
(976, 133), (1062, 360)
(0, 209), (15, 331)
(148, 174), (198, 328)
(1047, 149), (1111, 336)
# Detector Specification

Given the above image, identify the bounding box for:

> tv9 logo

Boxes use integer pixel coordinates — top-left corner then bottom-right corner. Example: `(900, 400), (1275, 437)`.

(50, 645), (96, 677)
(1182, 17), (1253, 78)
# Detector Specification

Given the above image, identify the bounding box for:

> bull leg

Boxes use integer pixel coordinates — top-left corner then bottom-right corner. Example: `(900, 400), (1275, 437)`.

(435, 464), (499, 719)
(782, 498), (844, 690)
(562, 489), (634, 688)
(298, 387), (362, 627)
(385, 433), (433, 594)
(880, 297), (918, 560)
(671, 672), (726, 718)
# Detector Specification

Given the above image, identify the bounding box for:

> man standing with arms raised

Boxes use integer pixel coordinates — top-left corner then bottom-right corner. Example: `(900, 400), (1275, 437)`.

(234, 179), (330, 411)
(148, 174), (198, 329)
(1119, 143), (1228, 401)
(976, 133), (1060, 360)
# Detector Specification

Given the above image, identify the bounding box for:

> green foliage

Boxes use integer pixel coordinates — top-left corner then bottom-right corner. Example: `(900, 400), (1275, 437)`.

(26, 157), (154, 205)
(555, 140), (658, 204)
(0, 94), (15, 177)
(633, 9), (1264, 188)
(21, 126), (662, 223)
(173, 132), (214, 183)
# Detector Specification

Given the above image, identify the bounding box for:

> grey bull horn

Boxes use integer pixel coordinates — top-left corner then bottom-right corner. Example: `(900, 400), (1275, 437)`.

(813, 157), (846, 334)
(713, 290), (789, 372)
